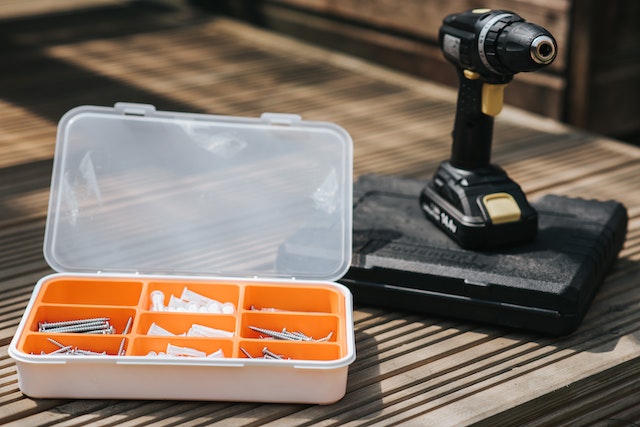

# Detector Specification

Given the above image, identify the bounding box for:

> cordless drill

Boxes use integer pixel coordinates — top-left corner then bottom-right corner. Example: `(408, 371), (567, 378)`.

(420, 9), (557, 250)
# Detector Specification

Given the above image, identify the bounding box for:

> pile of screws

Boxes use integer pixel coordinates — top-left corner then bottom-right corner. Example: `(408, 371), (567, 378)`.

(35, 337), (126, 356)
(240, 346), (289, 360)
(248, 326), (333, 342)
(38, 317), (132, 335)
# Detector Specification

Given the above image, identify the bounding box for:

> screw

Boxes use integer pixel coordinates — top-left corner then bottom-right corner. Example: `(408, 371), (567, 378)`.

(78, 326), (115, 334)
(315, 331), (334, 342)
(48, 325), (110, 334)
(250, 305), (282, 312)
(74, 349), (107, 356)
(248, 326), (304, 341)
(49, 345), (73, 355)
(240, 347), (254, 358)
(262, 347), (283, 360)
(38, 338), (118, 356)
(122, 317), (133, 335)
(43, 321), (114, 334)
(283, 329), (313, 341)
(39, 317), (110, 331)
(248, 326), (333, 342)
(46, 337), (66, 348)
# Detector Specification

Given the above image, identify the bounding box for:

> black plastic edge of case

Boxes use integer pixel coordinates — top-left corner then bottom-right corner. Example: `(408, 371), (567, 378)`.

(341, 174), (628, 336)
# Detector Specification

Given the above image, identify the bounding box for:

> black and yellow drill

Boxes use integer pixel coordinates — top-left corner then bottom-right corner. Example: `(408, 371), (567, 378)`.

(420, 9), (557, 249)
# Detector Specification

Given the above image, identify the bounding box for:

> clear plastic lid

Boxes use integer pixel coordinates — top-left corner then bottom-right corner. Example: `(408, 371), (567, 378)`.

(43, 103), (353, 281)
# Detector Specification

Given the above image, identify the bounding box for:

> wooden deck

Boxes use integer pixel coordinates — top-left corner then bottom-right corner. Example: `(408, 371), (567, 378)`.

(1, 3), (640, 425)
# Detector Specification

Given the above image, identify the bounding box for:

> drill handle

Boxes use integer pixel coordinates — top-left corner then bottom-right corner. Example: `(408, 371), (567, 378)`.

(450, 68), (499, 170)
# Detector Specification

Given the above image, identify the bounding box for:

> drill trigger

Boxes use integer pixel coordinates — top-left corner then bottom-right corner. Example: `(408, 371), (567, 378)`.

(482, 83), (507, 116)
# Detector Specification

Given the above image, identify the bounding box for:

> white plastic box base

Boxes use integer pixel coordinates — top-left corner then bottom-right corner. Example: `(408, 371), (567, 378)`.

(10, 274), (355, 404)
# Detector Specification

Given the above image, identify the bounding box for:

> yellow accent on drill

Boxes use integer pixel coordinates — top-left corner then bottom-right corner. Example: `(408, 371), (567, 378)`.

(482, 83), (507, 116)
(472, 8), (492, 14)
(463, 69), (480, 80)
(483, 193), (521, 224)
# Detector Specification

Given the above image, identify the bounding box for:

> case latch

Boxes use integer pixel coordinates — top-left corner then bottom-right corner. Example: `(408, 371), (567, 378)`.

(115, 102), (157, 117)
(260, 112), (301, 126)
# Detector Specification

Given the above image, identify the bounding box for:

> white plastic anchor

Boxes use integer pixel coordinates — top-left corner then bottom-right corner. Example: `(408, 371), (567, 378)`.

(146, 322), (175, 336)
(186, 324), (233, 338)
(166, 343), (206, 358)
(150, 290), (165, 311)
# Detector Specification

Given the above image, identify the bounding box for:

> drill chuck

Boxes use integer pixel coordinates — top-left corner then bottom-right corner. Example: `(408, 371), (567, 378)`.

(440, 9), (557, 82)
(531, 35), (556, 64)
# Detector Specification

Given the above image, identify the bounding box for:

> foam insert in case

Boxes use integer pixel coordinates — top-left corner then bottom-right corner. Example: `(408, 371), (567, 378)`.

(342, 174), (627, 335)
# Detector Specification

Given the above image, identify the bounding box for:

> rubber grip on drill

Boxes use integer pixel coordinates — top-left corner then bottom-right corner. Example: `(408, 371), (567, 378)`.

(450, 69), (494, 170)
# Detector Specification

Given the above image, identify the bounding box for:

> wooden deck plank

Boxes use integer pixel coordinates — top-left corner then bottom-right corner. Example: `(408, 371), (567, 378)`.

(0, 3), (639, 425)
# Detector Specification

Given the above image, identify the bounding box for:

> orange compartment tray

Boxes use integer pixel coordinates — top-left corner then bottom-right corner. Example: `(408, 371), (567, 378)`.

(16, 275), (350, 361)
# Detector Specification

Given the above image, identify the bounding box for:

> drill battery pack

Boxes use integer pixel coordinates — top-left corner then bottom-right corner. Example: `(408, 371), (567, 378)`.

(341, 174), (628, 335)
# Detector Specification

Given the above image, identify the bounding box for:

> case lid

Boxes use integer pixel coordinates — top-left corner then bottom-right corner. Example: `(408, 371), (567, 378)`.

(44, 103), (353, 281)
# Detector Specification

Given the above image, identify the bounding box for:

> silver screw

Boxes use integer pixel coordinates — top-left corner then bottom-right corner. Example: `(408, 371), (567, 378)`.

(43, 322), (114, 334)
(315, 331), (334, 342)
(240, 347), (254, 358)
(248, 326), (304, 341)
(75, 349), (107, 356)
(122, 317), (133, 335)
(78, 327), (114, 334)
(46, 337), (67, 348)
(39, 317), (110, 331)
(49, 345), (73, 355)
(39, 338), (118, 356)
(262, 347), (283, 360)
(283, 329), (313, 341)
(248, 326), (333, 342)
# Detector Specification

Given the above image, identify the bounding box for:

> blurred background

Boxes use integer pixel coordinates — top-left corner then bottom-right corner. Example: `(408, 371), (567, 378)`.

(209, 0), (640, 144)
(1, 0), (638, 144)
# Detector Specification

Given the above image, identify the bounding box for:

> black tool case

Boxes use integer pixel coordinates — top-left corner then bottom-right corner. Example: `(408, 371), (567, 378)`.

(341, 174), (628, 335)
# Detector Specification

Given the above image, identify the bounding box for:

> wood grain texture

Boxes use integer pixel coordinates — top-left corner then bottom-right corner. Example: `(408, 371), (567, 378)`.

(0, 2), (639, 425)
